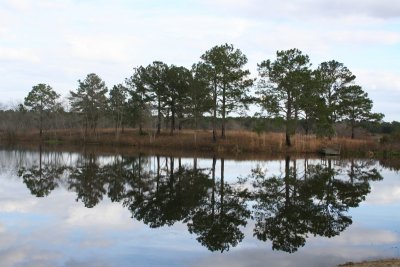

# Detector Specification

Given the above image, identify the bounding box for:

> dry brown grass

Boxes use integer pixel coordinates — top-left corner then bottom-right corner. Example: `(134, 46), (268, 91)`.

(338, 259), (400, 267)
(0, 128), (382, 156)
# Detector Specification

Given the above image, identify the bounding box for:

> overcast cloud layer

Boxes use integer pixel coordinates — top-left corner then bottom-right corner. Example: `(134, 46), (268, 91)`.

(1, 0), (399, 121)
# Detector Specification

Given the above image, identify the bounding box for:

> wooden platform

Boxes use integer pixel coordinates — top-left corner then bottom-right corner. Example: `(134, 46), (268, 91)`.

(319, 147), (340, 156)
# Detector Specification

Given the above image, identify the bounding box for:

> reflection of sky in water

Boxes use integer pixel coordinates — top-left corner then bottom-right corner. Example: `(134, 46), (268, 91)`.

(0, 150), (399, 267)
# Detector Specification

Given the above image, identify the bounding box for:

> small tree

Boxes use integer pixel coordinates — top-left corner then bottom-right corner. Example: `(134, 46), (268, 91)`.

(126, 66), (154, 135)
(339, 85), (384, 139)
(109, 84), (129, 136)
(24, 83), (60, 138)
(189, 63), (213, 130)
(257, 48), (311, 146)
(69, 73), (108, 135)
(297, 70), (325, 135)
(315, 60), (356, 137)
(164, 65), (191, 135)
(140, 61), (169, 135)
(199, 43), (253, 140)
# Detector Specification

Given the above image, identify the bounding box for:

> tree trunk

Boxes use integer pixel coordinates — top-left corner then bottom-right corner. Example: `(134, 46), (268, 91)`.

(220, 157), (225, 214)
(221, 84), (226, 139)
(212, 82), (217, 142)
(285, 155), (290, 205)
(286, 93), (292, 147)
(156, 155), (160, 191)
(39, 112), (43, 139)
(211, 155), (216, 216)
(170, 104), (175, 136)
(305, 114), (309, 135)
(157, 98), (161, 135)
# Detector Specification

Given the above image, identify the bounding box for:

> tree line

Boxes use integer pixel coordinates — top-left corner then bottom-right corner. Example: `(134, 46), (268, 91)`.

(9, 44), (385, 146)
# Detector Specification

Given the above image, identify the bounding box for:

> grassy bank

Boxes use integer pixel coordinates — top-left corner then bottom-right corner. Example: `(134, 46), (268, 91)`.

(338, 258), (400, 267)
(1, 128), (389, 156)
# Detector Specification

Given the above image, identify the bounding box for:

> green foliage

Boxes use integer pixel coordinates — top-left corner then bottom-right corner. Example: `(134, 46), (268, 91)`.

(141, 61), (169, 134)
(108, 83), (129, 133)
(315, 60), (356, 136)
(7, 44), (386, 141)
(188, 63), (213, 129)
(24, 83), (60, 137)
(257, 48), (311, 146)
(199, 43), (253, 139)
(164, 65), (192, 134)
(339, 85), (384, 138)
(69, 73), (108, 133)
(126, 66), (154, 134)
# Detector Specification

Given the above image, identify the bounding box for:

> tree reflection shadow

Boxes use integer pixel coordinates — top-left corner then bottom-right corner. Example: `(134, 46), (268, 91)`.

(17, 146), (66, 197)
(185, 157), (251, 252)
(15, 150), (384, 253)
(67, 152), (107, 208)
(251, 156), (383, 253)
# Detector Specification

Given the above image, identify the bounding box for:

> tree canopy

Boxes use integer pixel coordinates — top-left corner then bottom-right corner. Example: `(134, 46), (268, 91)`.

(24, 83), (60, 137)
(16, 44), (385, 143)
(69, 73), (108, 134)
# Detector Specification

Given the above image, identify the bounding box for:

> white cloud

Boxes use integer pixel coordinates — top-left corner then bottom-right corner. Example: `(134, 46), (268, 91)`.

(67, 36), (133, 63)
(0, 47), (40, 62)
(204, 0), (400, 20)
(4, 0), (31, 11)
(356, 70), (400, 92)
(330, 30), (400, 46)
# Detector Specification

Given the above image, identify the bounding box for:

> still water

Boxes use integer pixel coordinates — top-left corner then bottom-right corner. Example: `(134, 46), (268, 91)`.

(0, 147), (399, 267)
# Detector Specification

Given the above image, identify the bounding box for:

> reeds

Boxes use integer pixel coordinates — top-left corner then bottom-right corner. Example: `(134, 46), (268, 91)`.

(0, 128), (384, 155)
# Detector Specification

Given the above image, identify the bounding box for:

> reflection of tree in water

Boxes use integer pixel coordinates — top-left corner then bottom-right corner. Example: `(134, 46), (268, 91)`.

(15, 149), (384, 254)
(185, 157), (251, 252)
(17, 146), (66, 197)
(379, 158), (400, 172)
(102, 155), (145, 203)
(251, 156), (382, 253)
(67, 152), (107, 208)
(306, 159), (381, 239)
(252, 156), (311, 253)
(127, 156), (213, 228)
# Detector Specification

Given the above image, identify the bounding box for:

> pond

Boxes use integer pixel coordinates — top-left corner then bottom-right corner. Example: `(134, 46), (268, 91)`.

(0, 147), (399, 267)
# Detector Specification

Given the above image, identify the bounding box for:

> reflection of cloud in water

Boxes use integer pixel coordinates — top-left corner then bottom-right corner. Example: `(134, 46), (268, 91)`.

(370, 186), (400, 204)
(0, 199), (38, 213)
(190, 249), (342, 267)
(1, 151), (399, 266)
(364, 169), (400, 205)
(200, 223), (399, 267)
(308, 223), (399, 246)
(190, 246), (392, 267)
(0, 245), (62, 267)
(65, 203), (139, 230)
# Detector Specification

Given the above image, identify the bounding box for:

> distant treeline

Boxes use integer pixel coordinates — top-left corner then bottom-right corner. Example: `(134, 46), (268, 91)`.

(0, 44), (389, 145)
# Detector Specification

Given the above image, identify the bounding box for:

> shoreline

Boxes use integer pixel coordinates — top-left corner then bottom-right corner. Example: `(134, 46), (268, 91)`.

(1, 128), (397, 157)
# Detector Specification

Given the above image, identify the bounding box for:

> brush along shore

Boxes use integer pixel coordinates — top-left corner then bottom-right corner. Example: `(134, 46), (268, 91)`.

(0, 128), (392, 156)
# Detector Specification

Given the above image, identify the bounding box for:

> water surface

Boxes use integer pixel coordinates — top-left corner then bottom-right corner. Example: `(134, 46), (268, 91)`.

(0, 148), (399, 267)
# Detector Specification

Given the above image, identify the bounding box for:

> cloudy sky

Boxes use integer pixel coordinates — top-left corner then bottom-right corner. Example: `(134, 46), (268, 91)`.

(1, 0), (399, 121)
